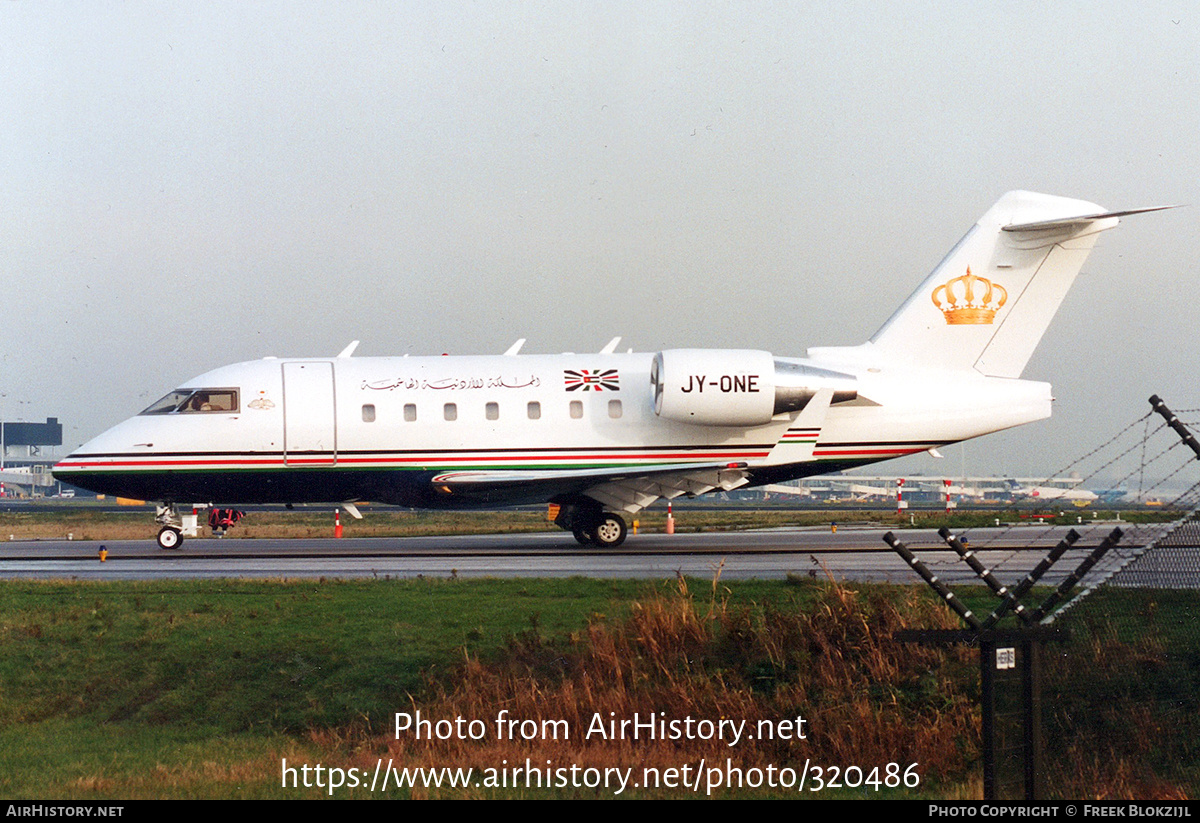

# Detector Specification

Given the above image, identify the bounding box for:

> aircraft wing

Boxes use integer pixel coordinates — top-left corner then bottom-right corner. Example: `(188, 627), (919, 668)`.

(430, 462), (751, 513)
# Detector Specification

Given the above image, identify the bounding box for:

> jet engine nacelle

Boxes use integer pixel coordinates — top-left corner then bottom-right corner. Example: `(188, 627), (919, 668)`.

(650, 349), (857, 427)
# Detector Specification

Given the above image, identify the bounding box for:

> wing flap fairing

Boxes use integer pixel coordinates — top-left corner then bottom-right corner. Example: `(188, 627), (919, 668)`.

(431, 461), (751, 514)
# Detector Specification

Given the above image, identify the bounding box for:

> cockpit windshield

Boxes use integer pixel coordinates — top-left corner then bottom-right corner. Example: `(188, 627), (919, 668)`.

(140, 388), (239, 415)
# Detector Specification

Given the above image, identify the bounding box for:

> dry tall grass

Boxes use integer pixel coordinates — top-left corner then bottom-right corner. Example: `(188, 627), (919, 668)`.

(1043, 624), (1195, 800)
(335, 577), (980, 797)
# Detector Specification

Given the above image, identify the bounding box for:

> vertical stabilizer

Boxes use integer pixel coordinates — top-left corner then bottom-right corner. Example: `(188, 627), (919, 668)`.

(868, 191), (1122, 378)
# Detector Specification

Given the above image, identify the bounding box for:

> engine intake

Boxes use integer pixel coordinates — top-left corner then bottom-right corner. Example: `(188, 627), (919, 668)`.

(650, 349), (856, 426)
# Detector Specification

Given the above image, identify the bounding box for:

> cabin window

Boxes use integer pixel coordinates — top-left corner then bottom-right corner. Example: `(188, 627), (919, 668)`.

(485, 402), (499, 420)
(404, 403), (417, 422)
(527, 401), (541, 420)
(569, 400), (583, 419)
(362, 404), (376, 422)
(608, 399), (622, 419)
(140, 388), (239, 415)
(444, 403), (457, 421)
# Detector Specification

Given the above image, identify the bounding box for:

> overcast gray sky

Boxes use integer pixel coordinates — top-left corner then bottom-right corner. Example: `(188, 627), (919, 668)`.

(3, 1), (1198, 483)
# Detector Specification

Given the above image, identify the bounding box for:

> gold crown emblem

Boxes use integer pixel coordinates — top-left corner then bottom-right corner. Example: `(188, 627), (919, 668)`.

(931, 267), (1007, 325)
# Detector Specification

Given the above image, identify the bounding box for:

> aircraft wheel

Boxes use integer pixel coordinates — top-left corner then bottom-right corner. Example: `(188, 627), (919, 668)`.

(156, 526), (183, 550)
(591, 514), (627, 548)
(572, 528), (593, 545)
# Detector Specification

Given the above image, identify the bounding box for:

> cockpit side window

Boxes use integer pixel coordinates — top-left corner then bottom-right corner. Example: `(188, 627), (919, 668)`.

(140, 390), (193, 415)
(140, 388), (240, 415)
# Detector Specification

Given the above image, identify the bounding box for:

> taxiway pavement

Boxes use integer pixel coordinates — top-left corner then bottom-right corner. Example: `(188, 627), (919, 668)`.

(0, 522), (1142, 584)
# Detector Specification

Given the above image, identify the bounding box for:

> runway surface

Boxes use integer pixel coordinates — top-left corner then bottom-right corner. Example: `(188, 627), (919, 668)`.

(0, 521), (1143, 584)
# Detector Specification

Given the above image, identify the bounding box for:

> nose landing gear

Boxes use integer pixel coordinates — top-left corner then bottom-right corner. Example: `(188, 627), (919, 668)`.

(154, 502), (205, 549)
(157, 525), (182, 550)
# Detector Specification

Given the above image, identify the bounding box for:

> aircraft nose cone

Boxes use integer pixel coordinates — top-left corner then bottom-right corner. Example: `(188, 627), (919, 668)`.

(50, 419), (143, 495)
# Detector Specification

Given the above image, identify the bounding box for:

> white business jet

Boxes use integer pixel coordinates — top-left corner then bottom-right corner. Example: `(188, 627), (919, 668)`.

(1002, 479), (1100, 504)
(52, 192), (1164, 549)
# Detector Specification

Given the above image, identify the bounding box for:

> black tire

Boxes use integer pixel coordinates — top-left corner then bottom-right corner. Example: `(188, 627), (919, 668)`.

(591, 514), (627, 548)
(156, 526), (183, 550)
(572, 528), (593, 545)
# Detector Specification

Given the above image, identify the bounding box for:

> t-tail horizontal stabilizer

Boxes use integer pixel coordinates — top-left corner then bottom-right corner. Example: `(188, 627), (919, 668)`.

(1003, 205), (1176, 233)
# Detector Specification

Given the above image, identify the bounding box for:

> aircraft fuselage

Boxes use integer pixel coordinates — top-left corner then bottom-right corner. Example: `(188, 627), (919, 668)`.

(54, 350), (1050, 508)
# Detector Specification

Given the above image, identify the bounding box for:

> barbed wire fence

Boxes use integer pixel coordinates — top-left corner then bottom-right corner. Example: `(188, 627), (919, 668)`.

(897, 400), (1200, 593)
(1000, 397), (1200, 799)
(887, 396), (1200, 799)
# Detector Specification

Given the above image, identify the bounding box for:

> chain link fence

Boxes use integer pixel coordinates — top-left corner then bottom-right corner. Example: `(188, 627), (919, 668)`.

(1037, 401), (1200, 799)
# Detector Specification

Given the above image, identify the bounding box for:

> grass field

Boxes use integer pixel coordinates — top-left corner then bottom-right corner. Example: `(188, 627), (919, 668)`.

(0, 575), (986, 799)
(2, 507), (1194, 799)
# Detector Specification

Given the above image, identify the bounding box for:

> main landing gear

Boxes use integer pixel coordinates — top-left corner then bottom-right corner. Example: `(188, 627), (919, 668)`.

(556, 502), (628, 548)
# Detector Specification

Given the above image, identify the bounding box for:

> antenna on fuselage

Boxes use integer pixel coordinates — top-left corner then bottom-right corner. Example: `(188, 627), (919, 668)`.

(337, 340), (360, 358)
(504, 339), (526, 356)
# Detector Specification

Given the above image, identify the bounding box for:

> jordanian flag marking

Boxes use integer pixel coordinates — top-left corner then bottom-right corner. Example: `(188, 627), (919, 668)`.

(564, 369), (620, 391)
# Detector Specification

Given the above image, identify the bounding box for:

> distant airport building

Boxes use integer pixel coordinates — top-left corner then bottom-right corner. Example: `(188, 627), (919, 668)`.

(0, 417), (67, 498)
(752, 473), (1100, 506)
(2, 417), (62, 455)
